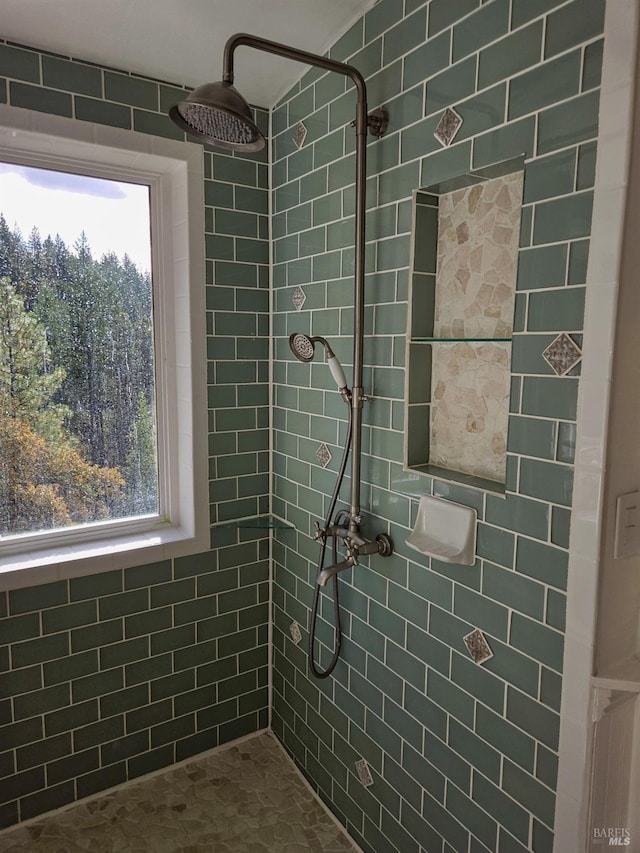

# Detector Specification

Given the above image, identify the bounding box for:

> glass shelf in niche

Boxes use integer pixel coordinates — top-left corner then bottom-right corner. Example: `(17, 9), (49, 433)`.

(410, 336), (512, 343)
(213, 515), (294, 530)
(392, 467), (505, 498)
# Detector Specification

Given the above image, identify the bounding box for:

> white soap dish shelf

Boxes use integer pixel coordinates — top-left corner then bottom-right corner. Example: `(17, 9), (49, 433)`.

(406, 494), (477, 565)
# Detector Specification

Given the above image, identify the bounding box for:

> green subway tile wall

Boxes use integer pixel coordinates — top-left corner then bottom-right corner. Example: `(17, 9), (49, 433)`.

(271, 1), (603, 852)
(0, 0), (607, 845)
(0, 41), (269, 827)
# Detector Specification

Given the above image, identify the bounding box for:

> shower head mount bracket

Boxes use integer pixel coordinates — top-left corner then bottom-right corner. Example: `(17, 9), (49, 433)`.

(351, 107), (388, 138)
(368, 108), (389, 138)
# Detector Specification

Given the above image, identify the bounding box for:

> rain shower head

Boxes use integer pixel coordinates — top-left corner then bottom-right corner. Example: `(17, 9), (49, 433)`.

(169, 81), (265, 151)
(289, 333), (348, 392)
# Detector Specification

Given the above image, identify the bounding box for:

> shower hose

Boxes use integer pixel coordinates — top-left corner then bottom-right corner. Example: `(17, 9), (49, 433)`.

(308, 403), (353, 679)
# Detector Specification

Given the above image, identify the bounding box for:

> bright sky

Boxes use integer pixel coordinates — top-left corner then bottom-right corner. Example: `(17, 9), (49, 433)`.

(0, 162), (151, 273)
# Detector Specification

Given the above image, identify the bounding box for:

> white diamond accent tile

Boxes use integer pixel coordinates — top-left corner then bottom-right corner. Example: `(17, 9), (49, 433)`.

(463, 628), (493, 665)
(355, 759), (374, 787)
(542, 333), (582, 376)
(289, 621), (302, 645)
(293, 121), (308, 150)
(292, 285), (306, 311)
(434, 107), (463, 147)
(317, 443), (332, 468)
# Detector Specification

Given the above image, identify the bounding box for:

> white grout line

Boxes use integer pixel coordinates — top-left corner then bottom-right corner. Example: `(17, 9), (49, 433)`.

(269, 728), (367, 852)
(265, 105), (276, 737)
(0, 727), (273, 839)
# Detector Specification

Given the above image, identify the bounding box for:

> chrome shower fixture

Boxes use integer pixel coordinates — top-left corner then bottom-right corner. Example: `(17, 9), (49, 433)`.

(289, 332), (318, 363)
(168, 33), (388, 151)
(171, 32), (394, 679)
(289, 333), (348, 394)
(169, 81), (264, 151)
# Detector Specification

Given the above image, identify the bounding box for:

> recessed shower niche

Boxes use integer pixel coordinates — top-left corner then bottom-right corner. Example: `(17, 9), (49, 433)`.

(404, 158), (524, 494)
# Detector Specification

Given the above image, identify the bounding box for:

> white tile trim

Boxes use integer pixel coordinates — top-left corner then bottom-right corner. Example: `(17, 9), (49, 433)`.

(0, 105), (209, 589)
(554, 2), (639, 850)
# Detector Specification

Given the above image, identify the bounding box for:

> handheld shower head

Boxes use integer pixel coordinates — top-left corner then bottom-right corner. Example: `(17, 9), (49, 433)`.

(289, 333), (316, 363)
(289, 333), (348, 392)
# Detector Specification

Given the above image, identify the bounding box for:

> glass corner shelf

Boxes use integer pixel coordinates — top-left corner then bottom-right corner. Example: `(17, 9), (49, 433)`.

(213, 514), (294, 530)
(410, 336), (512, 343)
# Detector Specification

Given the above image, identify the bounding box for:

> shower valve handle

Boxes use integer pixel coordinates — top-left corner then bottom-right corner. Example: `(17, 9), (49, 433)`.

(313, 521), (351, 542)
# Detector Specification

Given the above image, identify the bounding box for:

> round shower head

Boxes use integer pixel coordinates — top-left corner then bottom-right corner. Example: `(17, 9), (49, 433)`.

(290, 332), (348, 391)
(169, 81), (265, 151)
(289, 333), (315, 363)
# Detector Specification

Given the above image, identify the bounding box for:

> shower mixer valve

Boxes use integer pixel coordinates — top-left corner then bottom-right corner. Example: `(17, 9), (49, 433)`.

(315, 517), (393, 587)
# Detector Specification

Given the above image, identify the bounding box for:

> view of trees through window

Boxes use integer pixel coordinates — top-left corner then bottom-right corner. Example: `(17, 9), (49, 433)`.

(0, 163), (158, 539)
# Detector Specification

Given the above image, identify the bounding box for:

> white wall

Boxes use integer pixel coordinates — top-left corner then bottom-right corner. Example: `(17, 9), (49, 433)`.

(595, 29), (640, 671)
(555, 1), (640, 849)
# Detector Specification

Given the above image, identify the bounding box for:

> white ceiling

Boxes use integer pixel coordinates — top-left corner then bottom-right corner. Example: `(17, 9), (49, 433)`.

(0, 0), (375, 108)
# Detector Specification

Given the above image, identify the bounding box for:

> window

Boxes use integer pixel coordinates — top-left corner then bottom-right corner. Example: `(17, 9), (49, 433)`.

(0, 105), (208, 580)
(1, 165), (159, 533)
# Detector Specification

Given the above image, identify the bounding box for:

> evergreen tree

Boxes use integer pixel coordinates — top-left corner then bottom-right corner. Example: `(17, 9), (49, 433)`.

(0, 214), (158, 532)
(0, 278), (124, 535)
(124, 390), (158, 515)
(0, 278), (68, 442)
(0, 214), (29, 289)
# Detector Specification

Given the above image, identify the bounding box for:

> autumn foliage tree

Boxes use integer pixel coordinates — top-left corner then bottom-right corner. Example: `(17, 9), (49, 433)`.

(0, 209), (158, 538)
(0, 414), (124, 533)
(0, 276), (124, 536)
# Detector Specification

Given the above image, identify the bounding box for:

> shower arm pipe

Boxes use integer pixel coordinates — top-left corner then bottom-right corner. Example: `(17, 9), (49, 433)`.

(223, 33), (369, 536)
(222, 34), (368, 132)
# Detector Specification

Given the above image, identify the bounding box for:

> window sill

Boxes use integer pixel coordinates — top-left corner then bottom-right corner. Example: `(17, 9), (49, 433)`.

(0, 522), (210, 591)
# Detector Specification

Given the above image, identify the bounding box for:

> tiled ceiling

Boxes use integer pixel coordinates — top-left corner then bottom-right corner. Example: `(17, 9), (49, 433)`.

(0, 0), (375, 108)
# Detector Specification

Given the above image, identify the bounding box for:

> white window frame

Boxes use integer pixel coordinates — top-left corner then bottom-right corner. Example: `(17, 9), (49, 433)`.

(0, 105), (209, 588)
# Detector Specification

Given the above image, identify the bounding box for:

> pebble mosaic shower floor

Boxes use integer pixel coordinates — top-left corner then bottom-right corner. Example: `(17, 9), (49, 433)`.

(0, 733), (357, 852)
